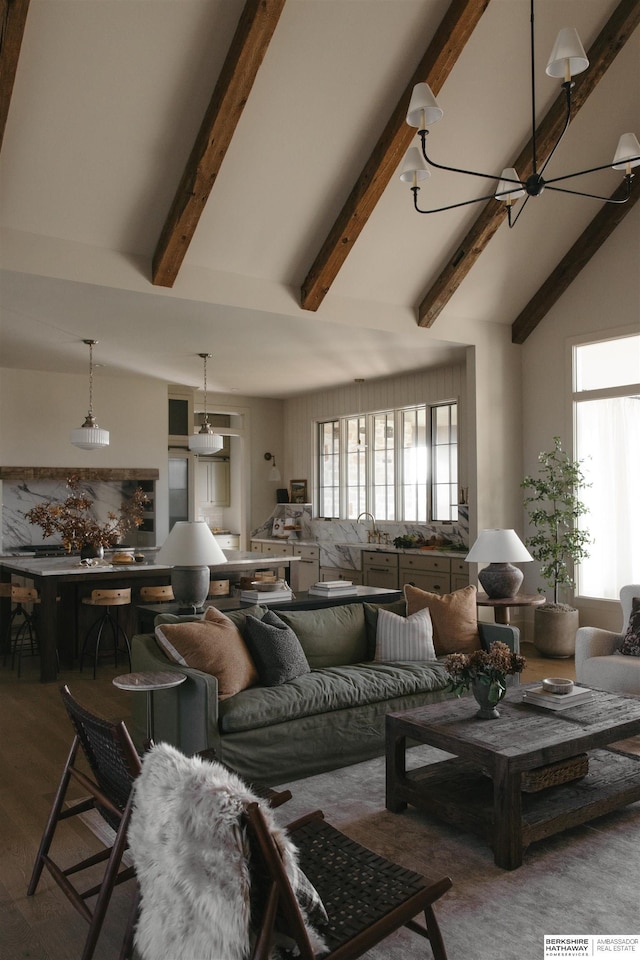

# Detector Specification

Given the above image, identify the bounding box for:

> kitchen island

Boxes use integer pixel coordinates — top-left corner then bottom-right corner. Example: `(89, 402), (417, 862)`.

(0, 551), (300, 682)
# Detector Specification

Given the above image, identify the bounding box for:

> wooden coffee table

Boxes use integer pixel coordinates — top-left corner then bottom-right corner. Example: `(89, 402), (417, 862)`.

(386, 685), (640, 869)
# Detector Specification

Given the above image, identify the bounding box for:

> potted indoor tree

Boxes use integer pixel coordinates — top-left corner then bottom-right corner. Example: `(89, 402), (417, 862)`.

(521, 437), (591, 657)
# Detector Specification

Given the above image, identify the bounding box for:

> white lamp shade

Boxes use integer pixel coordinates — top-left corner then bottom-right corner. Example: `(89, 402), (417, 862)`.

(545, 27), (589, 79)
(70, 424), (110, 450)
(612, 133), (640, 171)
(466, 529), (533, 563)
(188, 431), (224, 454)
(157, 521), (227, 566)
(399, 147), (430, 183)
(495, 168), (525, 202)
(406, 83), (443, 128)
(269, 464), (281, 482)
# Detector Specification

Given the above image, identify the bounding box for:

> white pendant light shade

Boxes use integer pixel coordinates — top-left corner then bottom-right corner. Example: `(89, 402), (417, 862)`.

(406, 83), (443, 128)
(495, 168), (525, 202)
(188, 429), (224, 454)
(612, 133), (640, 171)
(70, 339), (110, 450)
(70, 418), (110, 450)
(545, 27), (588, 80)
(188, 352), (223, 454)
(399, 147), (430, 184)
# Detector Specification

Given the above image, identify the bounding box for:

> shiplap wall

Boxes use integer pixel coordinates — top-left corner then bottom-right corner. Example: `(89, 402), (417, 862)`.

(283, 363), (466, 503)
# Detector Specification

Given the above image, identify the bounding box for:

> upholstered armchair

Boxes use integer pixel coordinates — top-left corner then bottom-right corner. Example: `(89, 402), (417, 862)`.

(575, 584), (640, 696)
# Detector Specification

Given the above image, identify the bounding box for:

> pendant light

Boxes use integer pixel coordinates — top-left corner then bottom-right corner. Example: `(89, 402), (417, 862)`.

(70, 339), (110, 450)
(188, 353), (223, 454)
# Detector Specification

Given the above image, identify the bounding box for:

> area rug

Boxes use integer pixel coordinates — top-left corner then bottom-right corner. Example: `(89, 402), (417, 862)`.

(276, 744), (640, 960)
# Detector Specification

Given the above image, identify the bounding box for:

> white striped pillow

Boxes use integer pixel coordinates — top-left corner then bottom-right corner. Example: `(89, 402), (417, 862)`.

(374, 607), (436, 661)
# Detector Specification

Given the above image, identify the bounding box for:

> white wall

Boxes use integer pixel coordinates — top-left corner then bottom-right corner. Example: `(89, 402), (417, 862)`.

(0, 368), (285, 547)
(520, 204), (640, 631)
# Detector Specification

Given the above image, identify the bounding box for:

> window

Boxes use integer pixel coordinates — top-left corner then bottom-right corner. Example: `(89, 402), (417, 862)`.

(317, 401), (457, 522)
(573, 334), (640, 600)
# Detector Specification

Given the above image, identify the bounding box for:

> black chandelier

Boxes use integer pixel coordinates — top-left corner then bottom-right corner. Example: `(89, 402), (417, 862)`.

(400, 0), (640, 227)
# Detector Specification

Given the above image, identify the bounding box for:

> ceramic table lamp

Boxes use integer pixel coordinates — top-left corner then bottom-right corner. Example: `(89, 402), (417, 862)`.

(157, 521), (227, 612)
(465, 529), (533, 599)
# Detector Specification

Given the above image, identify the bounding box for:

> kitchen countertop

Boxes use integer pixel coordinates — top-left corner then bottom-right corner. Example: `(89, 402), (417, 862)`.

(0, 549), (300, 578)
(250, 537), (467, 559)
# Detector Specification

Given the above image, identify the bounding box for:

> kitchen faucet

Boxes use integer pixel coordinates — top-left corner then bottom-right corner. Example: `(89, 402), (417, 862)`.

(356, 511), (379, 543)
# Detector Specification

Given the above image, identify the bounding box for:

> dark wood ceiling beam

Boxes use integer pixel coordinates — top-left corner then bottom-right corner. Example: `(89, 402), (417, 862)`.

(512, 180), (639, 343)
(152, 0), (285, 288)
(418, 0), (640, 328)
(0, 0), (30, 152)
(300, 0), (491, 313)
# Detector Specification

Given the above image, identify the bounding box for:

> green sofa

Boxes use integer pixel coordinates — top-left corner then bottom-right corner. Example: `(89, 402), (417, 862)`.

(130, 601), (519, 784)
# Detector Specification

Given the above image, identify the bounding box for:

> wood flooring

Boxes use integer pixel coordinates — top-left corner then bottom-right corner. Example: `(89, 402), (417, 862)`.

(0, 642), (574, 960)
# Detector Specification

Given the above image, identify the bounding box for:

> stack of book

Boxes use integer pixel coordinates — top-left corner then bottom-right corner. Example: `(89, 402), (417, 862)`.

(308, 580), (359, 598)
(522, 684), (594, 711)
(240, 587), (293, 604)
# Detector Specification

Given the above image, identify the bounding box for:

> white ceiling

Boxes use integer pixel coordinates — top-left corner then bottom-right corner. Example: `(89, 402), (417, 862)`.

(1, 0), (638, 398)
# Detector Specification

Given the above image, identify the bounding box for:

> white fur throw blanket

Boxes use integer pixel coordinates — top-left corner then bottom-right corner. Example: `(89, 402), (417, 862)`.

(127, 743), (327, 960)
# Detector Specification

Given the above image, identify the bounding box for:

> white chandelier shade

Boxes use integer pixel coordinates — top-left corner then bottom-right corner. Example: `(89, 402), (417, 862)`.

(400, 1), (639, 228)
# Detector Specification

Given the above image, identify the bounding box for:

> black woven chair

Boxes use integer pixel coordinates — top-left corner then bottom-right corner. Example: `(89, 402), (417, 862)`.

(246, 804), (452, 960)
(28, 685), (142, 960)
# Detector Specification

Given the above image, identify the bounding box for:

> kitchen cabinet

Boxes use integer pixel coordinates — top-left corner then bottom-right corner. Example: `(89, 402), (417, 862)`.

(362, 550), (398, 590)
(214, 534), (239, 551)
(197, 460), (230, 507)
(451, 558), (469, 591)
(399, 553), (450, 594)
(251, 540), (293, 556)
(293, 544), (319, 592)
(319, 566), (363, 585)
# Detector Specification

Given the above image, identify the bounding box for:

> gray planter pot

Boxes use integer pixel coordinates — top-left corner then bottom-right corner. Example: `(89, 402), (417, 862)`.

(533, 605), (579, 658)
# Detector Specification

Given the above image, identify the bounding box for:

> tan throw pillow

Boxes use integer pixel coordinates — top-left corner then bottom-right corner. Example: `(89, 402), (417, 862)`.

(155, 606), (258, 699)
(404, 583), (481, 656)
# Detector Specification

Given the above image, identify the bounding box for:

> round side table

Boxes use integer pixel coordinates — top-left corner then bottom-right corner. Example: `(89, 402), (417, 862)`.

(113, 670), (186, 746)
(476, 593), (545, 625)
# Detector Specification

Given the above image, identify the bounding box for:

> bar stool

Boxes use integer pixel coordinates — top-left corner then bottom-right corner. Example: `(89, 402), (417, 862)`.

(3, 585), (44, 677)
(80, 588), (132, 679)
(139, 585), (174, 603)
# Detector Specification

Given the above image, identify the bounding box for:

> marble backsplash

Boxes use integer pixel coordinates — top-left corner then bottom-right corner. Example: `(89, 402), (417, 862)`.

(1, 478), (146, 550)
(251, 504), (470, 571)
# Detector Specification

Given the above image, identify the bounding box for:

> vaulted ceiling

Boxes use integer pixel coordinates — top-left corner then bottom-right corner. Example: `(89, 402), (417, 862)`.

(1, 0), (638, 398)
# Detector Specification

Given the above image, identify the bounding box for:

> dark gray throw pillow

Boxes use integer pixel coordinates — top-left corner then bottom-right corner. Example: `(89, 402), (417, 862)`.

(244, 610), (310, 686)
(619, 596), (640, 657)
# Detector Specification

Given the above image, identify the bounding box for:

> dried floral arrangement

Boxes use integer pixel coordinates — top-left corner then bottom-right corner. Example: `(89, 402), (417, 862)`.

(445, 641), (527, 699)
(24, 475), (148, 551)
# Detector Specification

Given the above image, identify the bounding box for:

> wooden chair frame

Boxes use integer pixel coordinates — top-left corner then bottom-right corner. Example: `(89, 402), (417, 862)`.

(245, 804), (452, 960)
(28, 685), (142, 960)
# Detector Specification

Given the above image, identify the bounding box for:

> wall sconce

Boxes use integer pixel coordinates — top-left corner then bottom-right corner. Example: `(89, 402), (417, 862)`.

(264, 452), (281, 482)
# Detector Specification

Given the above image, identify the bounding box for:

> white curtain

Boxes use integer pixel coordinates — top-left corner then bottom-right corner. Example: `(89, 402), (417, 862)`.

(576, 396), (640, 600)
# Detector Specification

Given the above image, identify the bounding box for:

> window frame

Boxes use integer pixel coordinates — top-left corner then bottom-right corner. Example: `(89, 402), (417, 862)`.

(316, 400), (458, 523)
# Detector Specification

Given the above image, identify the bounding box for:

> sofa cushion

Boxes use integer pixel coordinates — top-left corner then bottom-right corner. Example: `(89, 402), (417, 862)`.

(155, 607), (258, 700)
(277, 604), (368, 668)
(217, 660), (449, 734)
(244, 610), (311, 686)
(404, 584), (481, 655)
(154, 604), (266, 631)
(363, 599), (408, 659)
(374, 607), (435, 662)
(619, 596), (640, 656)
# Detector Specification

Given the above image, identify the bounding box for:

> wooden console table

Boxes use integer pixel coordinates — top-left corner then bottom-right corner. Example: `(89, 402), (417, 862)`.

(386, 686), (640, 869)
